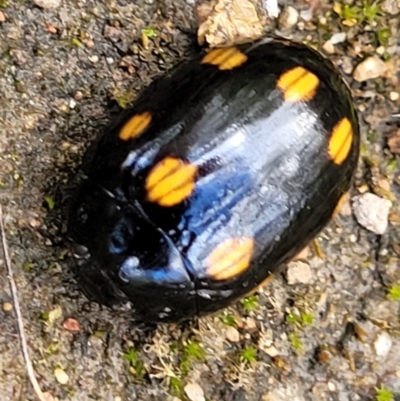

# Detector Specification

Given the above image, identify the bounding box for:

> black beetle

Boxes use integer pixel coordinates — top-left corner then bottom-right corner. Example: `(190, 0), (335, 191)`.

(68, 37), (360, 323)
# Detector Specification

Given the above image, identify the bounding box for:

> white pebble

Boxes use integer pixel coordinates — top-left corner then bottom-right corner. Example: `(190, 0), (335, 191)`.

(374, 331), (392, 356)
(352, 193), (391, 235)
(184, 382), (205, 401)
(353, 56), (387, 82)
(278, 6), (299, 28)
(33, 0), (61, 8)
(330, 32), (347, 44)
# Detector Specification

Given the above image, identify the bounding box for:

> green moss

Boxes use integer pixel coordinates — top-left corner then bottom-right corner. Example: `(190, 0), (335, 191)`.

(376, 385), (394, 401)
(123, 348), (145, 380)
(180, 341), (206, 376)
(170, 377), (183, 394)
(289, 332), (303, 351)
(44, 196), (55, 210)
(221, 313), (237, 327)
(241, 295), (259, 313)
(142, 27), (158, 38)
(387, 285), (400, 301)
(115, 91), (135, 109)
(240, 346), (257, 365)
(376, 28), (391, 46)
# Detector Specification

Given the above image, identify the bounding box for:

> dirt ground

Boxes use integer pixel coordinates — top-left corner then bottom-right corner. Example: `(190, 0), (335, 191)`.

(0, 0), (399, 400)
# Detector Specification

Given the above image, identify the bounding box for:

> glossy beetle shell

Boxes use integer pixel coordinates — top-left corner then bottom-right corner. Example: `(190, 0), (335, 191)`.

(68, 37), (360, 323)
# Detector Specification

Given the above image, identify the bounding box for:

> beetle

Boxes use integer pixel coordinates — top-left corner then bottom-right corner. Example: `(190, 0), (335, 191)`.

(68, 37), (360, 323)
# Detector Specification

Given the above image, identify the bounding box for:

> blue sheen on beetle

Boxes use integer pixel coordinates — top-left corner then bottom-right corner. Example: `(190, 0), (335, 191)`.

(68, 37), (360, 323)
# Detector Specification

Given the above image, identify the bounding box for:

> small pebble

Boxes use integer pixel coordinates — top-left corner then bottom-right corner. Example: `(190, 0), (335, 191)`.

(330, 32), (346, 44)
(387, 129), (400, 154)
(353, 56), (387, 82)
(184, 382), (205, 401)
(327, 382), (336, 391)
(322, 41), (335, 55)
(374, 331), (392, 356)
(293, 246), (309, 261)
(69, 99), (76, 109)
(264, 345), (279, 357)
(74, 91), (83, 101)
(278, 6), (299, 29)
(2, 302), (13, 312)
(225, 326), (240, 342)
(286, 261), (312, 284)
(352, 193), (391, 235)
(63, 318), (80, 332)
(88, 55), (99, 63)
(54, 367), (69, 385)
(390, 91), (399, 101)
(33, 0), (62, 8)
(0, 11), (5, 23)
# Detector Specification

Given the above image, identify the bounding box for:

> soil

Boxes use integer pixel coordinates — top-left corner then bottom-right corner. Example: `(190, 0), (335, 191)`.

(0, 1), (399, 401)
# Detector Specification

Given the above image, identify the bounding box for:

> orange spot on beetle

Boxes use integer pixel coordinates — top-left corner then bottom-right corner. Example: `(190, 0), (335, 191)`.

(277, 66), (319, 102)
(201, 47), (248, 70)
(328, 117), (353, 165)
(145, 157), (198, 207)
(119, 112), (152, 141)
(207, 237), (255, 281)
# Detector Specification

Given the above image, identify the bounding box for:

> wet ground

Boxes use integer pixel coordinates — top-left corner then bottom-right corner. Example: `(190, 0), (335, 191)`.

(0, 0), (399, 400)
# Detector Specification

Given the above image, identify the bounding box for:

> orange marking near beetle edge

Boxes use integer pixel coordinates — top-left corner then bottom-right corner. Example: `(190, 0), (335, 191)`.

(145, 157), (198, 207)
(328, 117), (353, 165)
(201, 47), (248, 70)
(277, 66), (319, 102)
(119, 112), (152, 141)
(207, 237), (255, 281)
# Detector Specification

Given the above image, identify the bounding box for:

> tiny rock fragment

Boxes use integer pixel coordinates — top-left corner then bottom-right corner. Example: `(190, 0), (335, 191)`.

(322, 41), (335, 55)
(330, 32), (347, 45)
(352, 193), (391, 235)
(45, 24), (57, 34)
(42, 392), (55, 401)
(33, 0), (62, 9)
(374, 331), (392, 356)
(390, 91), (399, 101)
(264, 345), (279, 357)
(0, 11), (5, 23)
(286, 261), (312, 284)
(11, 50), (29, 66)
(54, 367), (69, 385)
(225, 326), (240, 342)
(293, 246), (309, 261)
(383, 0), (399, 14)
(336, 193), (352, 217)
(63, 318), (80, 332)
(197, 0), (264, 47)
(353, 56), (387, 82)
(387, 129), (400, 155)
(263, 0), (279, 18)
(184, 382), (206, 401)
(2, 302), (13, 312)
(103, 25), (124, 43)
(89, 55), (99, 63)
(278, 6), (299, 29)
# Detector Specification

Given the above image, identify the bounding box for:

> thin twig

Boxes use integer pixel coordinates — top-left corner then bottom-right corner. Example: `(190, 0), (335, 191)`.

(0, 204), (47, 401)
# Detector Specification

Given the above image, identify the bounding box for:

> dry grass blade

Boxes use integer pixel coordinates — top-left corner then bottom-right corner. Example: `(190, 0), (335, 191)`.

(0, 204), (48, 401)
